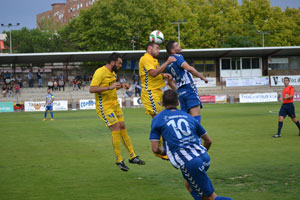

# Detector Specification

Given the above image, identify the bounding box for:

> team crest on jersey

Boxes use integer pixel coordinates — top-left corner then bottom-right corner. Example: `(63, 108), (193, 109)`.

(108, 113), (116, 119)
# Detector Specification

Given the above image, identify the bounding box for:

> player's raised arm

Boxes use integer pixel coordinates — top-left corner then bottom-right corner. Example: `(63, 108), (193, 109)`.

(181, 62), (208, 83)
(148, 56), (177, 77)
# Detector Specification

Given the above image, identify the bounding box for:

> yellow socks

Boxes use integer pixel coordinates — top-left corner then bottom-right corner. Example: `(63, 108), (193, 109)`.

(111, 130), (122, 163)
(120, 129), (136, 159)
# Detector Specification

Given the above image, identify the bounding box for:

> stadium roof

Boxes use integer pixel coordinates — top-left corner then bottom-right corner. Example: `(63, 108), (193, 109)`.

(0, 46), (300, 65)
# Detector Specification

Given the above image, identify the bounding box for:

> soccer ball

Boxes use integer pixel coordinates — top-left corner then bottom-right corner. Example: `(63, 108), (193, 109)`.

(149, 30), (164, 44)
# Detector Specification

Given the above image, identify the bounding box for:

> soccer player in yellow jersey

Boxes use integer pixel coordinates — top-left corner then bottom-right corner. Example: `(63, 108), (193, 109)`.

(139, 42), (176, 117)
(139, 42), (176, 160)
(90, 53), (145, 172)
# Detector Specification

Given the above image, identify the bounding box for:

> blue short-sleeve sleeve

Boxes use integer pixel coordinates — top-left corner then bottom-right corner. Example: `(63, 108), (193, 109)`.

(149, 117), (161, 141)
(174, 54), (186, 67)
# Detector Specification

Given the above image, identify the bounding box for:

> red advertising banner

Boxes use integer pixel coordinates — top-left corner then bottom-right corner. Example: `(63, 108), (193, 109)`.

(200, 95), (215, 103)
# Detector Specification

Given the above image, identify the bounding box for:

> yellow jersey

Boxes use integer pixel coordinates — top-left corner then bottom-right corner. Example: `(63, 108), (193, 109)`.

(139, 53), (165, 90)
(90, 66), (119, 108)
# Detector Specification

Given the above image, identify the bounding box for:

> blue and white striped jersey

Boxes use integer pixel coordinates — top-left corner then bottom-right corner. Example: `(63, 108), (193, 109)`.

(166, 54), (194, 88)
(150, 109), (207, 169)
(46, 93), (54, 106)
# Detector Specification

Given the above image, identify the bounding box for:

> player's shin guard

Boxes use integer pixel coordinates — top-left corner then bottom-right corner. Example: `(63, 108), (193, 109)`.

(44, 112), (47, 119)
(215, 196), (233, 200)
(120, 129), (136, 159)
(277, 122), (283, 135)
(193, 115), (201, 124)
(112, 130), (123, 163)
(50, 112), (54, 119)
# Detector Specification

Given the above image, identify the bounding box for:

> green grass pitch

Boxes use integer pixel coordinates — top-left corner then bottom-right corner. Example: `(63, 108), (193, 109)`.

(0, 102), (300, 200)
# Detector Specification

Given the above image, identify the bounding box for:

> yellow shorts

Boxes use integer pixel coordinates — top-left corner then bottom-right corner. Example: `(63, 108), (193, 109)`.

(141, 89), (163, 115)
(97, 103), (124, 127)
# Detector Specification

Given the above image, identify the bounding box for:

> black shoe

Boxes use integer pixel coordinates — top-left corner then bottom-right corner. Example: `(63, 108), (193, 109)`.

(298, 132), (300, 136)
(129, 156), (145, 165)
(116, 161), (130, 172)
(272, 134), (281, 138)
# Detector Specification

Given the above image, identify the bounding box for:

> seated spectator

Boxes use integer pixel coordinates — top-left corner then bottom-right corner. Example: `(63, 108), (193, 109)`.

(2, 84), (7, 97)
(73, 79), (77, 90)
(58, 79), (65, 91)
(125, 84), (134, 98)
(7, 84), (14, 97)
(53, 79), (59, 91)
(16, 75), (23, 88)
(14, 82), (20, 97)
(48, 79), (54, 91)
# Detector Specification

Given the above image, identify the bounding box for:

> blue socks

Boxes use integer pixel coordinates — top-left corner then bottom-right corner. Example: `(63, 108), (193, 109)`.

(277, 122), (283, 135)
(194, 115), (201, 124)
(44, 112), (47, 119)
(215, 197), (233, 200)
(50, 112), (54, 119)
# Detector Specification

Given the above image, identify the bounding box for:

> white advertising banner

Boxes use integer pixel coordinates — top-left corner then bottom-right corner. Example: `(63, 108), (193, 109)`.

(133, 97), (143, 106)
(270, 75), (300, 86)
(239, 93), (278, 103)
(25, 101), (68, 112)
(226, 77), (269, 87)
(80, 99), (96, 110)
(215, 95), (227, 103)
(194, 77), (216, 87)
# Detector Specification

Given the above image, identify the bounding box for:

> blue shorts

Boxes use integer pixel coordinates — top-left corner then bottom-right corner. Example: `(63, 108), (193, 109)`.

(46, 105), (53, 111)
(178, 84), (202, 113)
(180, 152), (214, 198)
(279, 103), (295, 118)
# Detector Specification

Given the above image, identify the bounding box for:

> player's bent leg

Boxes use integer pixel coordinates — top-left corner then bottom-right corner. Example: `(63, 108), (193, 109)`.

(109, 122), (123, 164)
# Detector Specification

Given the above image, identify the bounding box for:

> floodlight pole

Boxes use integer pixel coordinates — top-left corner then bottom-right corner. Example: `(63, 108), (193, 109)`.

(1, 23), (20, 77)
(171, 19), (187, 46)
(257, 30), (270, 47)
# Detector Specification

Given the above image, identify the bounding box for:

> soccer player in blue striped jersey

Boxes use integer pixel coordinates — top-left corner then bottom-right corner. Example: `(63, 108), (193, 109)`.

(150, 90), (232, 200)
(166, 40), (208, 124)
(43, 88), (54, 121)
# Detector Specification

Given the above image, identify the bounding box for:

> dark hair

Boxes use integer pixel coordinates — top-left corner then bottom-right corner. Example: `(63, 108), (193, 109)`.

(108, 52), (122, 64)
(284, 77), (290, 81)
(166, 40), (176, 54)
(163, 89), (178, 107)
(145, 42), (159, 50)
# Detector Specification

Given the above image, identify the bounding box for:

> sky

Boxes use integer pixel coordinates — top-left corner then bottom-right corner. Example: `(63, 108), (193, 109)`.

(0, 0), (300, 33)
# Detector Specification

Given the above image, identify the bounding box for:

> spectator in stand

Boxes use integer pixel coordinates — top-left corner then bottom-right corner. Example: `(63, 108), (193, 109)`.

(58, 78), (65, 91)
(53, 79), (59, 91)
(2, 84), (7, 97)
(132, 72), (139, 84)
(72, 79), (77, 91)
(48, 79), (54, 91)
(28, 70), (34, 88)
(37, 69), (42, 88)
(76, 79), (82, 90)
(58, 73), (64, 81)
(14, 82), (20, 97)
(0, 72), (4, 85)
(125, 83), (134, 98)
(7, 83), (13, 97)
(16, 75), (23, 88)
(135, 82), (141, 97)
(76, 73), (82, 82)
